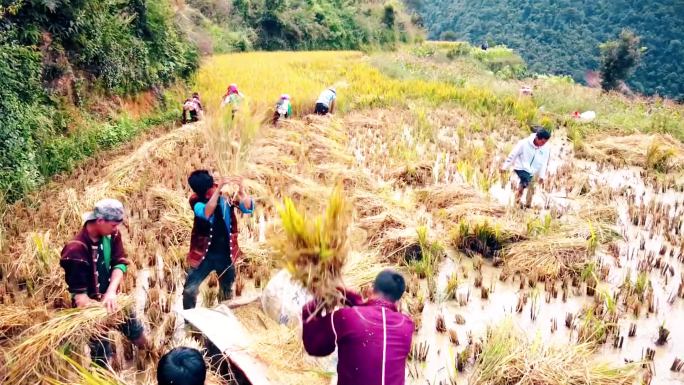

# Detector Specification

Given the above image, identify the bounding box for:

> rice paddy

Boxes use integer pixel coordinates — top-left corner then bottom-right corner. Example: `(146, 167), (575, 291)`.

(1, 48), (684, 385)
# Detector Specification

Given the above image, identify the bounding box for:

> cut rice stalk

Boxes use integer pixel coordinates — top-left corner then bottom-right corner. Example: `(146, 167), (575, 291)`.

(3, 296), (134, 384)
(273, 184), (352, 312)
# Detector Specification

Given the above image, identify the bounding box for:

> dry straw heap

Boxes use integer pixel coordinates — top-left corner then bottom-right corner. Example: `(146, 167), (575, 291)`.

(472, 318), (641, 385)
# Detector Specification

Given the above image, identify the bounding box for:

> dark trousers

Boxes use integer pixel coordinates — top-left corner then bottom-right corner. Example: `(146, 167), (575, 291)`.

(314, 103), (329, 115)
(182, 109), (198, 123)
(89, 312), (144, 367)
(182, 250), (235, 309)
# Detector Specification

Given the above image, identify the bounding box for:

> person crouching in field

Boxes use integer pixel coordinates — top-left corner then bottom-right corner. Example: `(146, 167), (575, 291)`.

(60, 199), (148, 368)
(315, 86), (336, 115)
(502, 129), (551, 206)
(183, 170), (254, 309)
(302, 269), (413, 385)
(182, 93), (203, 124)
(221, 84), (245, 119)
(273, 94), (291, 125)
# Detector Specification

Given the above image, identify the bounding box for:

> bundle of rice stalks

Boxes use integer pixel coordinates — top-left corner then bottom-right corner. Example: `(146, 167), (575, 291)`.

(415, 183), (480, 209)
(451, 218), (527, 259)
(354, 189), (410, 219)
(273, 184), (352, 312)
(581, 133), (684, 170)
(314, 164), (378, 192)
(445, 200), (507, 222)
(43, 353), (129, 385)
(0, 304), (49, 339)
(503, 236), (595, 279)
(203, 102), (262, 176)
(389, 161), (433, 187)
(2, 296), (134, 384)
(9, 231), (60, 290)
(574, 203), (619, 224)
(472, 318), (640, 385)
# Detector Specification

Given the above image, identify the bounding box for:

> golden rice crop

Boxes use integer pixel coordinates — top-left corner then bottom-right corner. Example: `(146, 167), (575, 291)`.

(273, 184), (352, 312)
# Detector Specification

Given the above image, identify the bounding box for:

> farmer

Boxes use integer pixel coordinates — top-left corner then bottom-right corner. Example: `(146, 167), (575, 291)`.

(60, 199), (148, 367)
(221, 84), (245, 118)
(183, 170), (254, 309)
(157, 347), (206, 385)
(302, 269), (413, 385)
(273, 94), (292, 125)
(182, 92), (203, 124)
(481, 41), (488, 51)
(315, 86), (336, 115)
(502, 129), (552, 205)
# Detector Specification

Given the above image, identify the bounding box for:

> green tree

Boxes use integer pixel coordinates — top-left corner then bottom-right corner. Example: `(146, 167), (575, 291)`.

(440, 30), (457, 41)
(599, 29), (644, 91)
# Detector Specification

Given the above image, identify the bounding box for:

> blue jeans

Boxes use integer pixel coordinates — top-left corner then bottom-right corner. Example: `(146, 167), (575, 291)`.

(182, 250), (235, 309)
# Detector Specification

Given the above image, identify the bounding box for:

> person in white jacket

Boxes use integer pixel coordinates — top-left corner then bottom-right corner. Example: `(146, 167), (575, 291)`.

(502, 129), (551, 205)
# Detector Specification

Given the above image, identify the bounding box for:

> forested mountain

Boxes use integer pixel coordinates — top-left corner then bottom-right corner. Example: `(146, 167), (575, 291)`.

(418, 0), (684, 99)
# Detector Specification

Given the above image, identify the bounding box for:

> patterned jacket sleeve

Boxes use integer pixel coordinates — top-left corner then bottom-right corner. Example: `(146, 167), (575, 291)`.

(60, 243), (90, 294)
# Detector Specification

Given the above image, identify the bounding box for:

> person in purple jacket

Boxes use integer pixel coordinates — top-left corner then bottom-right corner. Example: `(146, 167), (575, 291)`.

(302, 269), (414, 385)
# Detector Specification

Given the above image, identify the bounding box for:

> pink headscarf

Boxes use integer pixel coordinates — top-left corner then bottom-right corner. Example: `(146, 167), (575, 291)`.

(227, 84), (239, 95)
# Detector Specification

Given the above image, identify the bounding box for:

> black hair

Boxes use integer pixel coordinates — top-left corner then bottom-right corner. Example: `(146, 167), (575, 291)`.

(193, 92), (199, 99)
(188, 170), (214, 197)
(373, 269), (406, 302)
(536, 128), (551, 140)
(157, 347), (207, 385)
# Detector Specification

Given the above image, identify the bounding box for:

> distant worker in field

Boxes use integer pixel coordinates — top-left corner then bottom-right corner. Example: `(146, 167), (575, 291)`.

(302, 269), (413, 385)
(183, 170), (254, 309)
(60, 199), (148, 368)
(157, 347), (206, 385)
(315, 86), (336, 115)
(182, 92), (203, 124)
(481, 41), (488, 51)
(273, 94), (292, 125)
(222, 84), (244, 118)
(502, 129), (551, 206)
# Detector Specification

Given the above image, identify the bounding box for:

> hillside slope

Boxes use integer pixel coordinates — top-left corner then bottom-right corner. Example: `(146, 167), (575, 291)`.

(419, 0), (684, 99)
(179, 0), (423, 54)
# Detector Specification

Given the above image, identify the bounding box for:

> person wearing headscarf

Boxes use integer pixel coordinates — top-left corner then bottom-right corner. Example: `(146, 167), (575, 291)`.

(273, 94), (291, 125)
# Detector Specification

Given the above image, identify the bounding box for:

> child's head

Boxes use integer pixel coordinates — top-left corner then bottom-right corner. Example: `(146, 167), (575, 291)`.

(157, 347), (206, 385)
(188, 170), (215, 198)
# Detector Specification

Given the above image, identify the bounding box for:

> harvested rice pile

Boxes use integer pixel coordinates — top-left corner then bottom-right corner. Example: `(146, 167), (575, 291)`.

(472, 318), (641, 385)
(581, 133), (684, 170)
(2, 296), (134, 384)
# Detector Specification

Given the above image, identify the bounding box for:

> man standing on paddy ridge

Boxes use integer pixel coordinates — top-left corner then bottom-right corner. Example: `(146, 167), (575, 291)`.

(502, 128), (552, 206)
(183, 170), (254, 309)
(302, 269), (413, 385)
(60, 198), (148, 367)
